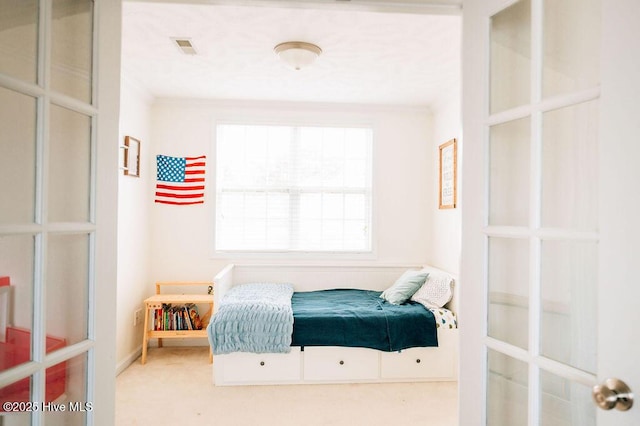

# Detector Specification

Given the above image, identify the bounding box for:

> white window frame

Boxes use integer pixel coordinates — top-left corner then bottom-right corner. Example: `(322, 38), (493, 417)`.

(211, 121), (377, 260)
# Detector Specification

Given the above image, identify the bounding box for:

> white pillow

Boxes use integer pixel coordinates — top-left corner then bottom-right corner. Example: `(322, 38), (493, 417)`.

(410, 269), (454, 309)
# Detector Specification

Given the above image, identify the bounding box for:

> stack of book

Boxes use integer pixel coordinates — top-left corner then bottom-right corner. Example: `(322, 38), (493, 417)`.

(152, 303), (203, 331)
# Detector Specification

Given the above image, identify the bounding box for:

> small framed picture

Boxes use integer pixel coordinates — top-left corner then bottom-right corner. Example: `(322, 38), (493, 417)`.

(123, 136), (141, 177)
(439, 138), (457, 209)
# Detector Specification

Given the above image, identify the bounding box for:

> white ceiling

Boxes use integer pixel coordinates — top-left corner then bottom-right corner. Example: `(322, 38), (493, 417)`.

(121, 2), (461, 107)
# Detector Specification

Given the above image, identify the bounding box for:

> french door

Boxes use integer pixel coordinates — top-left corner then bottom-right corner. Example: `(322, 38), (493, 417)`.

(461, 0), (640, 425)
(0, 1), (121, 425)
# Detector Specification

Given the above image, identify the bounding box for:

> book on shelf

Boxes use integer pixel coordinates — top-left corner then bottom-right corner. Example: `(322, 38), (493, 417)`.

(183, 306), (193, 330)
(186, 303), (203, 330)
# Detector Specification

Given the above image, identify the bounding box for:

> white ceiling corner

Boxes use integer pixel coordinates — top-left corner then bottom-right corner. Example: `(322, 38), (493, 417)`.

(121, 2), (461, 107)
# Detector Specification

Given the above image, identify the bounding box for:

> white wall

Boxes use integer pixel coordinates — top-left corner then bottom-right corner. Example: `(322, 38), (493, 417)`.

(148, 99), (436, 281)
(426, 94), (462, 275)
(116, 76), (154, 372)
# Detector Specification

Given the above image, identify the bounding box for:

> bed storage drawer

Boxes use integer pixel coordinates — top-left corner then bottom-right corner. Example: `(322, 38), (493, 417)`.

(303, 347), (379, 381)
(218, 349), (302, 384)
(380, 347), (450, 379)
(380, 331), (458, 380)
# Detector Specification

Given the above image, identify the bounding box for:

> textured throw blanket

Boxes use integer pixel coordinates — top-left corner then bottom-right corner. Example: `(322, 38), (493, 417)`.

(207, 283), (294, 354)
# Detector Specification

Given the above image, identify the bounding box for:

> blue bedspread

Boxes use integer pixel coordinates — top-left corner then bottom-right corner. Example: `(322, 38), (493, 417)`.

(208, 283), (294, 354)
(291, 289), (438, 351)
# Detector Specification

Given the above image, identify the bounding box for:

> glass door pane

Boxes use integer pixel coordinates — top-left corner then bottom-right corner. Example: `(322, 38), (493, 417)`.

(542, 0), (600, 98)
(0, 0), (38, 83)
(51, 0), (94, 103)
(488, 237), (529, 350)
(541, 100), (599, 231)
(540, 240), (598, 373)
(44, 352), (89, 426)
(48, 105), (92, 223)
(487, 349), (529, 426)
(490, 0), (531, 114)
(0, 87), (37, 224)
(0, 376), (33, 420)
(540, 368), (596, 426)
(0, 235), (35, 371)
(489, 117), (530, 226)
(46, 234), (89, 346)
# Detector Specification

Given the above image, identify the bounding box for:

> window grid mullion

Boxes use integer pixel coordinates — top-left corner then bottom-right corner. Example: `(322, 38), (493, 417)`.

(264, 134), (270, 248)
(290, 127), (300, 250)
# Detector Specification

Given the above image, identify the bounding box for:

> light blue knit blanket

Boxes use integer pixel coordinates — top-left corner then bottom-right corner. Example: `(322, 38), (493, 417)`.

(207, 282), (294, 355)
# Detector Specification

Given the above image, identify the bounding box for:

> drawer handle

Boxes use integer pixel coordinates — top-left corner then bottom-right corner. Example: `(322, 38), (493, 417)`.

(339, 360), (345, 365)
(416, 359), (421, 364)
(260, 361), (265, 366)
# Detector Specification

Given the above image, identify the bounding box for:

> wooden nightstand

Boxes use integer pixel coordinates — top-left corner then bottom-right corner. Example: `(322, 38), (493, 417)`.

(141, 281), (214, 364)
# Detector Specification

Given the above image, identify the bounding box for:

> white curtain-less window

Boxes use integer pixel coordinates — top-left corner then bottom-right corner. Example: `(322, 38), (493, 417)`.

(215, 124), (372, 253)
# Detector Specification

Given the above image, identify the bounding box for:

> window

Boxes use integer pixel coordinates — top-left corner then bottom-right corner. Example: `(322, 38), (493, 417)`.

(215, 124), (373, 253)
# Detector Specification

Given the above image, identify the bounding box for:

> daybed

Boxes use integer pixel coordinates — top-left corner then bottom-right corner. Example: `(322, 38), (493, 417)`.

(208, 264), (458, 386)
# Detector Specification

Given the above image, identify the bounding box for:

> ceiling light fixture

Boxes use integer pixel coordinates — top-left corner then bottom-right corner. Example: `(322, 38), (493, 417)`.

(274, 41), (322, 71)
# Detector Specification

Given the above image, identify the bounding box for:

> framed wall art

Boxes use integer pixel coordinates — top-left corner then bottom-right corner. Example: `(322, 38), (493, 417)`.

(123, 136), (141, 177)
(439, 138), (457, 209)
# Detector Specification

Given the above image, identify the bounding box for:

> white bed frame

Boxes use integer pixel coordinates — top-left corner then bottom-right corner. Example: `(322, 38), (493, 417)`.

(212, 264), (459, 386)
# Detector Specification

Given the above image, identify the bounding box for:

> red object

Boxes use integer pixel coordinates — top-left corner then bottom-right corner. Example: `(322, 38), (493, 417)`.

(0, 277), (9, 287)
(0, 327), (67, 410)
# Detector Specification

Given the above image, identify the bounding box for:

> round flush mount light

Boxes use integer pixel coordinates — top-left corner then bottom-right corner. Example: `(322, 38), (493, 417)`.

(274, 41), (322, 71)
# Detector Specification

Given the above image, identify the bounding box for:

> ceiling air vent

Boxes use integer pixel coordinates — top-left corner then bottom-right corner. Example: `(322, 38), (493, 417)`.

(171, 38), (197, 55)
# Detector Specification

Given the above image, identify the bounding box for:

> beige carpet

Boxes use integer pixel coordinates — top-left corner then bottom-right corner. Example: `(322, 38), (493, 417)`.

(116, 347), (458, 426)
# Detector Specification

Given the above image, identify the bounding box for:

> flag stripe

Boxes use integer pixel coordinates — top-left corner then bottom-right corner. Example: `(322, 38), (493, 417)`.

(156, 184), (205, 191)
(155, 200), (204, 205)
(155, 191), (205, 199)
(186, 161), (206, 167)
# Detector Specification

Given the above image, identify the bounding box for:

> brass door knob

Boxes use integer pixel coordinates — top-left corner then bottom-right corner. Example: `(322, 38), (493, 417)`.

(592, 378), (633, 411)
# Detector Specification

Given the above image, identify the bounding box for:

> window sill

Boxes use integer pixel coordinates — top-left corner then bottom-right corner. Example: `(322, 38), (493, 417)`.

(211, 249), (377, 262)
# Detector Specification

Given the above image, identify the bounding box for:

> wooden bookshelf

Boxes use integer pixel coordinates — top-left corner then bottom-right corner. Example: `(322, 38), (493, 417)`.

(141, 282), (214, 364)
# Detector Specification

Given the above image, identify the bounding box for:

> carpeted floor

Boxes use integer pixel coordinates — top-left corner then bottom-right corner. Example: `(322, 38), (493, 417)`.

(116, 347), (458, 426)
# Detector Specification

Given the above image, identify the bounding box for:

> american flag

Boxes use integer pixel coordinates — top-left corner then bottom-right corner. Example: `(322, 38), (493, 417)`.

(155, 155), (206, 205)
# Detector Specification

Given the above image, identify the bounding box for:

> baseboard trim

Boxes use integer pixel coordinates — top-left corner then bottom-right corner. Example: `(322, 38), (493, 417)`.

(116, 346), (142, 376)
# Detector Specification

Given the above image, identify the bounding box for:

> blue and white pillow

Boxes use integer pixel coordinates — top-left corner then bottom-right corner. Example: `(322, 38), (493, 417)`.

(380, 270), (429, 305)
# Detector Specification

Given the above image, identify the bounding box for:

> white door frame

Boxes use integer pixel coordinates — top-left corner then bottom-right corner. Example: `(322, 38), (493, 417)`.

(93, 0), (122, 424)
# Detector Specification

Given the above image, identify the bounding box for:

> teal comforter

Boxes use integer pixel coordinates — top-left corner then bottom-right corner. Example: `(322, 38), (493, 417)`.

(291, 289), (438, 351)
